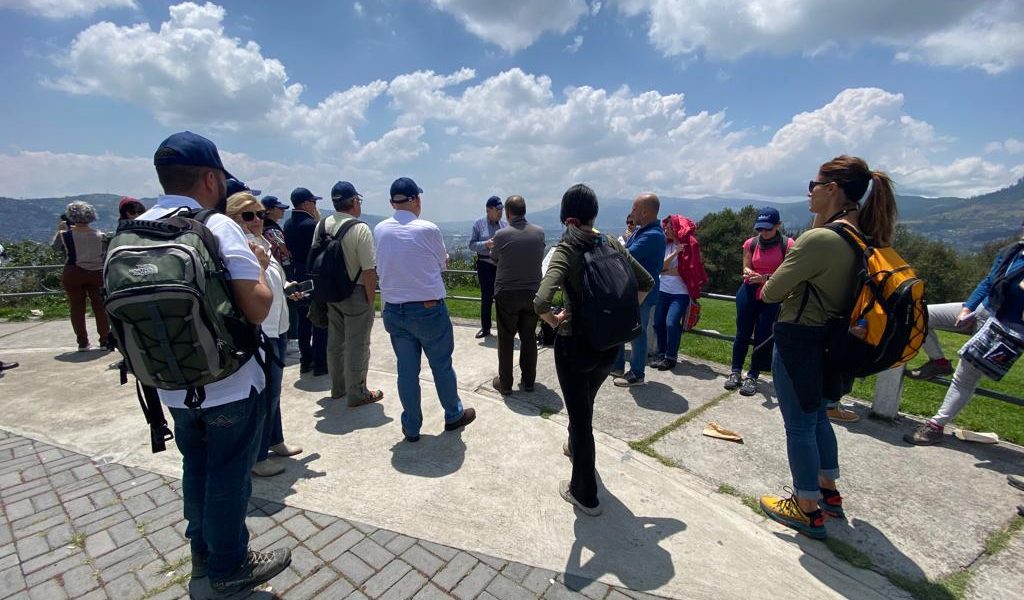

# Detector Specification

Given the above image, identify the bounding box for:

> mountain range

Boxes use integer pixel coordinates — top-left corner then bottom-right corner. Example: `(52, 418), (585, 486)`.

(3, 179), (1021, 252)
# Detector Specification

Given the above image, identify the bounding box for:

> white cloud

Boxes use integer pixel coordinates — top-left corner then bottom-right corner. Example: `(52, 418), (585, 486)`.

(565, 35), (584, 54)
(590, 1), (603, 16)
(353, 2), (364, 17)
(613, 0), (1024, 73)
(0, 0), (135, 19)
(985, 138), (1024, 155)
(427, 0), (588, 52)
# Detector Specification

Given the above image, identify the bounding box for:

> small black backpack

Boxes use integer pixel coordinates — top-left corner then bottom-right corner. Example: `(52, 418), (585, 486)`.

(307, 216), (363, 303)
(567, 236), (641, 350)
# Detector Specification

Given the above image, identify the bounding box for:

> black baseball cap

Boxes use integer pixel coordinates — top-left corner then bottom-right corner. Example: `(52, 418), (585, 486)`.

(485, 195), (502, 209)
(261, 196), (289, 210)
(331, 181), (362, 201)
(153, 131), (234, 180)
(290, 187), (322, 207)
(225, 178), (261, 198)
(390, 177), (423, 203)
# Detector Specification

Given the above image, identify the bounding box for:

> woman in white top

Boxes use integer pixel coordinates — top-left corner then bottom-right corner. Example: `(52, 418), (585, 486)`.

(651, 216), (691, 370)
(227, 193), (303, 477)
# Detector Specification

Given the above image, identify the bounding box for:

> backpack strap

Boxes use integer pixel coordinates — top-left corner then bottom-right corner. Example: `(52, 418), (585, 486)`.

(136, 381), (174, 453)
(62, 230), (77, 266)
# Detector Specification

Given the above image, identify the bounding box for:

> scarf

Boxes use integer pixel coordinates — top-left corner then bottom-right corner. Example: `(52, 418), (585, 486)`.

(756, 232), (783, 252)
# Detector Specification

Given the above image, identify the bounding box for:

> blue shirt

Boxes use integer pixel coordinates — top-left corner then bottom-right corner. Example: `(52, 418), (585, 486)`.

(625, 221), (667, 298)
(966, 243), (1024, 324)
(469, 216), (505, 261)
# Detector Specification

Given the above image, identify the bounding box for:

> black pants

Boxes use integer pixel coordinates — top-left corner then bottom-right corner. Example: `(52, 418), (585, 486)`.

(476, 258), (497, 331)
(495, 290), (539, 389)
(295, 301), (327, 370)
(554, 334), (618, 508)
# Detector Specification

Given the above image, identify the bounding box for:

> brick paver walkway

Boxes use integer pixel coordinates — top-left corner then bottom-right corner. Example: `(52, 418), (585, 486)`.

(0, 429), (661, 600)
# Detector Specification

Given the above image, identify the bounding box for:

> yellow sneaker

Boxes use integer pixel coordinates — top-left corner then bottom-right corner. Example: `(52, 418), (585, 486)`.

(759, 491), (826, 539)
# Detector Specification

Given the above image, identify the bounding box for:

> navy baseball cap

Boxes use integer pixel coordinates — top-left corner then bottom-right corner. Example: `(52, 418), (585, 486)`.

(390, 177), (423, 202)
(754, 206), (781, 230)
(331, 181), (361, 201)
(153, 131), (234, 180)
(290, 187), (321, 206)
(261, 196), (289, 210)
(225, 178), (261, 198)
(485, 195), (502, 209)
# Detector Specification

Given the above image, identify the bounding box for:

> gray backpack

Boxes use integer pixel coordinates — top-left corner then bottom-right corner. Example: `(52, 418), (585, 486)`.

(103, 208), (261, 451)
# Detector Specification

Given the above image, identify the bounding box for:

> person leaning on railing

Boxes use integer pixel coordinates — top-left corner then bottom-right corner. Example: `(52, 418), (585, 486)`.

(51, 201), (113, 352)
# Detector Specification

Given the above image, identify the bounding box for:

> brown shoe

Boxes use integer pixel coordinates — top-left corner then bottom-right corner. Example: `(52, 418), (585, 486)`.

(491, 377), (512, 395)
(348, 390), (383, 407)
(827, 407), (860, 423)
(444, 407), (476, 431)
(907, 359), (953, 380)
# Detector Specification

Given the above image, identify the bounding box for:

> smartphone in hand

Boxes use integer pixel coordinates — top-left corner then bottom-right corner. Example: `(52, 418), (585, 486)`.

(284, 280), (314, 296)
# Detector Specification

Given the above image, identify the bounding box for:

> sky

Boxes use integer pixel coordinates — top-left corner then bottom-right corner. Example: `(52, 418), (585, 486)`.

(0, 0), (1022, 220)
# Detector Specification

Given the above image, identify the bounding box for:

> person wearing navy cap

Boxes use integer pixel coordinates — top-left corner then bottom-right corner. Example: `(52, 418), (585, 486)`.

(375, 177), (476, 442)
(469, 195), (506, 338)
(226, 178), (261, 198)
(259, 196), (291, 268)
(284, 186), (327, 375)
(142, 131), (291, 593)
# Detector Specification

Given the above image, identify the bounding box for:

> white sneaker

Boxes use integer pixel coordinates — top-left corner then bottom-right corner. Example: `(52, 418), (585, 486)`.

(269, 442), (303, 457)
(251, 460), (285, 477)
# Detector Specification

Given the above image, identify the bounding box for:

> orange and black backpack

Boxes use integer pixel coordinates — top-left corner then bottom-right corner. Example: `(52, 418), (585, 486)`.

(825, 223), (928, 377)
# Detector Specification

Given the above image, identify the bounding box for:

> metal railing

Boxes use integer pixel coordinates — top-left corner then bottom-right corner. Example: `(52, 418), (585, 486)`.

(3, 265), (1020, 407)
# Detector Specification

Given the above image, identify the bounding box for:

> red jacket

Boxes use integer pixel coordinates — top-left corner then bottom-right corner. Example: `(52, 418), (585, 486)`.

(665, 215), (708, 300)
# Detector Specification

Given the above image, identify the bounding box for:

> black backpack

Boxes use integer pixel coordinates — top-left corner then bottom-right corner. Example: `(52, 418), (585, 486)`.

(307, 216), (363, 303)
(567, 236), (641, 350)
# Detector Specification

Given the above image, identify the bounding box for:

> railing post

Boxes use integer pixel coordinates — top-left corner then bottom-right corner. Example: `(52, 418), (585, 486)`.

(872, 365), (905, 420)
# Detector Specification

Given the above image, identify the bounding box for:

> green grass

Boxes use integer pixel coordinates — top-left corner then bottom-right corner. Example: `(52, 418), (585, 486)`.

(715, 483), (766, 517)
(825, 538), (874, 570)
(983, 516), (1024, 556)
(887, 571), (971, 600)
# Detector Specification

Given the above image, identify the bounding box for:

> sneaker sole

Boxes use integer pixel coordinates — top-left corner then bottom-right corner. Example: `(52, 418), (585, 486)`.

(739, 389), (757, 396)
(818, 501), (846, 519)
(559, 481), (601, 516)
(212, 558), (291, 596)
(760, 499), (827, 539)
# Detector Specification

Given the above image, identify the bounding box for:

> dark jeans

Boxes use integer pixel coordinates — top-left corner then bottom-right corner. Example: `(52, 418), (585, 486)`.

(295, 301), (327, 369)
(654, 291), (690, 360)
(258, 336), (288, 462)
(731, 283), (780, 378)
(476, 258), (497, 332)
(555, 334), (618, 509)
(495, 290), (539, 389)
(168, 389), (264, 580)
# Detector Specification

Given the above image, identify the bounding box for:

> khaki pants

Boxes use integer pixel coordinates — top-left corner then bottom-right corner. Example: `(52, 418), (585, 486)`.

(326, 286), (374, 400)
(62, 265), (109, 348)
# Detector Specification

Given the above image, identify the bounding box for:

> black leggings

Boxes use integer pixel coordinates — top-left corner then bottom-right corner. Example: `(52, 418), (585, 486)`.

(554, 334), (618, 508)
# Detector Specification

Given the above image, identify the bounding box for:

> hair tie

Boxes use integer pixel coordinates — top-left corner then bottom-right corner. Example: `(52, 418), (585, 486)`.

(857, 177), (874, 205)
(564, 217), (581, 227)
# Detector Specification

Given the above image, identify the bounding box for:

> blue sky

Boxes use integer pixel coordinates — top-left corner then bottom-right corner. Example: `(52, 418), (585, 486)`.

(0, 0), (1022, 220)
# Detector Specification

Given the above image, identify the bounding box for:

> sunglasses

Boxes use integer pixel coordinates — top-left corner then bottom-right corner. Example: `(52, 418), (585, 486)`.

(241, 210), (266, 222)
(808, 180), (831, 193)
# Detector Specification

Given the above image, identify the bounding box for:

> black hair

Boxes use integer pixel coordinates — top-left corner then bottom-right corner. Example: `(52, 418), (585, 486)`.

(156, 164), (212, 195)
(559, 184), (598, 225)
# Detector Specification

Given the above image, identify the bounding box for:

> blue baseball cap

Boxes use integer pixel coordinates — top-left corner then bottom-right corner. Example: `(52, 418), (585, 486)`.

(485, 195), (502, 209)
(390, 177), (423, 202)
(331, 181), (362, 201)
(290, 187), (321, 207)
(754, 206), (781, 230)
(225, 178), (261, 198)
(261, 196), (289, 211)
(153, 131), (234, 180)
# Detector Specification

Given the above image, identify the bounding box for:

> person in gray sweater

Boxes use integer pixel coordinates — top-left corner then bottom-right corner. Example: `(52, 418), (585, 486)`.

(488, 195), (546, 394)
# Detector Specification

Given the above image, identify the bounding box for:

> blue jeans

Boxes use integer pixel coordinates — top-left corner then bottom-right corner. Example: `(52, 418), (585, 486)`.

(382, 301), (466, 436)
(257, 336), (288, 462)
(614, 295), (656, 377)
(653, 292), (690, 361)
(772, 348), (840, 500)
(168, 389), (264, 580)
(732, 283), (779, 378)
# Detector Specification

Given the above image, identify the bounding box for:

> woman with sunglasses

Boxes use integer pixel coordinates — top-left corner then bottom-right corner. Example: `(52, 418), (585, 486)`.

(756, 156), (897, 539)
(226, 193), (304, 477)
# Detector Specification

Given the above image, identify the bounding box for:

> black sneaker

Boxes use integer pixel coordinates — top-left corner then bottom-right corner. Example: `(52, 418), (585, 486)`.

(444, 407), (477, 431)
(724, 372), (742, 390)
(299, 361), (312, 374)
(904, 423), (944, 446)
(191, 552), (209, 579)
(210, 548), (291, 596)
(739, 376), (758, 396)
(613, 372), (645, 387)
(654, 358), (677, 371)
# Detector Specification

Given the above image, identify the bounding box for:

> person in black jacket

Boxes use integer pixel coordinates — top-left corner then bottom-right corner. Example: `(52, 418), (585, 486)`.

(283, 187), (327, 375)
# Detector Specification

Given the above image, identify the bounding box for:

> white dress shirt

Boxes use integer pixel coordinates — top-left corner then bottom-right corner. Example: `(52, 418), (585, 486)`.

(374, 210), (448, 304)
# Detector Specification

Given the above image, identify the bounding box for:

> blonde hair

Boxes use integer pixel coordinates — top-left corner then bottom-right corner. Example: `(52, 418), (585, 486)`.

(225, 193), (261, 223)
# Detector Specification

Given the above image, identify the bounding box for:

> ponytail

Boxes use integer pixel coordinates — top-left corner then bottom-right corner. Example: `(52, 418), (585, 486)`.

(858, 171), (897, 247)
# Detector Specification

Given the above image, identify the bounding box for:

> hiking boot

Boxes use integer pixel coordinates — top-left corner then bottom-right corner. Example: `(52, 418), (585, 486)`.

(210, 548), (291, 596)
(739, 376), (758, 396)
(191, 552), (209, 579)
(559, 480), (601, 516)
(907, 359), (953, 380)
(613, 372), (645, 387)
(1009, 474), (1024, 492)
(904, 422), (944, 445)
(402, 427), (420, 443)
(818, 488), (845, 519)
(827, 406), (860, 423)
(760, 492), (826, 539)
(347, 390), (384, 407)
(654, 358), (677, 371)
(269, 442), (302, 457)
(491, 377), (512, 395)
(724, 372), (742, 390)
(608, 368), (624, 379)
(251, 460), (284, 477)
(444, 407), (477, 431)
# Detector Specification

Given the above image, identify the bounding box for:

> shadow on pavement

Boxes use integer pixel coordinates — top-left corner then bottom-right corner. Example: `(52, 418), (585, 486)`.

(504, 383), (564, 416)
(54, 349), (111, 363)
(389, 431), (467, 478)
(563, 480), (686, 593)
(668, 358), (720, 381)
(253, 452), (327, 505)
(313, 397), (393, 436)
(628, 381), (689, 414)
(187, 577), (276, 599)
(292, 374), (330, 393)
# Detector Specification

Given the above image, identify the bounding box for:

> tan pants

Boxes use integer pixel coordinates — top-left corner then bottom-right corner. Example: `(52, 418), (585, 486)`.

(326, 286), (374, 400)
(62, 265), (109, 348)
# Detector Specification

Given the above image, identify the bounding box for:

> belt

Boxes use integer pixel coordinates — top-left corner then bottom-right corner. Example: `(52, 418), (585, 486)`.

(385, 299), (444, 309)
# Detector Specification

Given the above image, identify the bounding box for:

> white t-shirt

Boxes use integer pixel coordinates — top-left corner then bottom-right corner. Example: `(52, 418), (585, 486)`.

(138, 196), (265, 409)
(374, 210), (448, 304)
(248, 234), (289, 338)
(659, 243), (689, 296)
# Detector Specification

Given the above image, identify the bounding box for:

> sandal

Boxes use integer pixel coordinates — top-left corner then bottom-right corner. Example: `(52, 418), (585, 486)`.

(348, 390), (384, 407)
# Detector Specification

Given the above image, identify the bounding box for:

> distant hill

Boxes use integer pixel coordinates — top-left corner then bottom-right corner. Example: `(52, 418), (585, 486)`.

(4, 179), (1022, 251)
